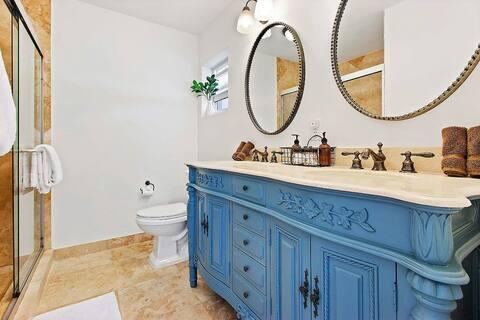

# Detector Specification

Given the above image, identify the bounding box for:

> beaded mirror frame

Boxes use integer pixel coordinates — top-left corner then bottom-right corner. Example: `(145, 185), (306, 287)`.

(331, 0), (480, 121)
(245, 22), (306, 135)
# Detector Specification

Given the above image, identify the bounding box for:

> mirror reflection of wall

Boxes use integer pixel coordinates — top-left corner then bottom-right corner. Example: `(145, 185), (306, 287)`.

(249, 25), (301, 133)
(337, 0), (480, 118)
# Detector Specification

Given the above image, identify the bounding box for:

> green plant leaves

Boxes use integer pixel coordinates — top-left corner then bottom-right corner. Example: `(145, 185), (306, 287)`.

(191, 74), (219, 100)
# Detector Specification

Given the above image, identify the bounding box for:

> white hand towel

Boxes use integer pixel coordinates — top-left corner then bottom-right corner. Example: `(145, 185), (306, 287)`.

(34, 144), (63, 194)
(0, 49), (16, 156)
(30, 151), (38, 188)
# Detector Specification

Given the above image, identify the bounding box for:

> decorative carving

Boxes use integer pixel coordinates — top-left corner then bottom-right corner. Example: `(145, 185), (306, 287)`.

(278, 190), (375, 233)
(407, 270), (462, 319)
(236, 305), (256, 320)
(323, 251), (377, 319)
(410, 209), (453, 265)
(196, 172), (224, 189)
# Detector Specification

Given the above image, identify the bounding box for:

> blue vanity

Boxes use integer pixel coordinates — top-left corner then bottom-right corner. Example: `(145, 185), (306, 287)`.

(186, 162), (480, 320)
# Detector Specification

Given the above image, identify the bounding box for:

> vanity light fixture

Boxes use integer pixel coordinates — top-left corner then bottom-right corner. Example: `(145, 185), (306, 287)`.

(236, 0), (273, 34)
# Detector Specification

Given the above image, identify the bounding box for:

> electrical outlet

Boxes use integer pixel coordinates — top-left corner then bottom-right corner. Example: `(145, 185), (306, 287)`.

(310, 119), (321, 134)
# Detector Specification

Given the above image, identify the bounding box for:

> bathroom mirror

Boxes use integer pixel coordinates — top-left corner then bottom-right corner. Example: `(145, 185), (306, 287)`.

(246, 22), (305, 134)
(331, 0), (480, 120)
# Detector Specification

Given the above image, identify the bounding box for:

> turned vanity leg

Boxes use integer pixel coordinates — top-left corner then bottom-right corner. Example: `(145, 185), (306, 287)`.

(408, 209), (462, 319)
(187, 183), (197, 288)
(407, 271), (462, 320)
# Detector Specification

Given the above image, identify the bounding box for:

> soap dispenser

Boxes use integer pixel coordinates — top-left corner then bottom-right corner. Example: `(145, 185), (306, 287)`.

(292, 134), (302, 151)
(319, 132), (331, 166)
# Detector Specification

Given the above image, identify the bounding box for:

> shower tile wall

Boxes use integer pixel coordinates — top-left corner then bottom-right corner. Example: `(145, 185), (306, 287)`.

(22, 0), (52, 249)
(0, 0), (13, 269)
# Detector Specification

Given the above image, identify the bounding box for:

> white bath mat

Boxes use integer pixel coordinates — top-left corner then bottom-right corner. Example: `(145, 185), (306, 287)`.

(33, 292), (122, 320)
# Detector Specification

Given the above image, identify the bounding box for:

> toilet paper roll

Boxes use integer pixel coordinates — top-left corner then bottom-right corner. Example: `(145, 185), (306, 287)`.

(140, 185), (154, 197)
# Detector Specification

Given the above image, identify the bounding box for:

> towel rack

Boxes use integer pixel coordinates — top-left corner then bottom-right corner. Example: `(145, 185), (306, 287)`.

(18, 149), (39, 153)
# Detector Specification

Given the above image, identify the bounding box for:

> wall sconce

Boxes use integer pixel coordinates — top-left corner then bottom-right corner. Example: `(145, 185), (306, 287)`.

(236, 0), (273, 34)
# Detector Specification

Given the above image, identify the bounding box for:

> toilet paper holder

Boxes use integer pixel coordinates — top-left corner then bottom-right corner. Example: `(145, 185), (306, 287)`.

(140, 180), (155, 195)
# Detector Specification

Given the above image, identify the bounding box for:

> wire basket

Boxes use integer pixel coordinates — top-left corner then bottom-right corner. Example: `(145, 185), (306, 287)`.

(280, 147), (320, 166)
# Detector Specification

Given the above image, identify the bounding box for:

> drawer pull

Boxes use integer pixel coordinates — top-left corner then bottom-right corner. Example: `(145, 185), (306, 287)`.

(243, 265), (249, 272)
(243, 214), (249, 220)
(243, 239), (249, 246)
(243, 291), (249, 299)
(242, 185), (249, 191)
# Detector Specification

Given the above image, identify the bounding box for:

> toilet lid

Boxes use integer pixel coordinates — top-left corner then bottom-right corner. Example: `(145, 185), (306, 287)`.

(137, 202), (187, 220)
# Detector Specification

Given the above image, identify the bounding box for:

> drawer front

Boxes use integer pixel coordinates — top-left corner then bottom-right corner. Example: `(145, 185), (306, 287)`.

(233, 203), (266, 236)
(196, 169), (230, 193)
(233, 247), (267, 294)
(233, 225), (266, 265)
(233, 272), (267, 319)
(232, 176), (266, 205)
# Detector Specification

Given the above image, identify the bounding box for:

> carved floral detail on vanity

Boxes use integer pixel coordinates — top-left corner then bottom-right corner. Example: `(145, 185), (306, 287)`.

(410, 209), (454, 265)
(196, 172), (224, 189)
(236, 305), (256, 320)
(278, 189), (376, 233)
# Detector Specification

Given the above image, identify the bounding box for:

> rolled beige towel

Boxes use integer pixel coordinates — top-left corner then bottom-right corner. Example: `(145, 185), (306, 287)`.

(442, 126), (467, 177)
(232, 141), (246, 161)
(232, 141), (255, 161)
(467, 126), (480, 177)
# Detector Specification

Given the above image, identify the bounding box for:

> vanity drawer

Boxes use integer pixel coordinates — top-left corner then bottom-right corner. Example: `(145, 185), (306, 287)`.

(233, 203), (266, 236)
(233, 272), (267, 319)
(233, 225), (266, 265)
(233, 247), (267, 294)
(232, 176), (266, 205)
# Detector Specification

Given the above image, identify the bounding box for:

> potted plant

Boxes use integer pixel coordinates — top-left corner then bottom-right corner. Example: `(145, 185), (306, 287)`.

(191, 75), (219, 113)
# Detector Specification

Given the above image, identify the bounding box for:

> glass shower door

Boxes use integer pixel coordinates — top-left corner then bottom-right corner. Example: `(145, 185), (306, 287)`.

(12, 19), (44, 295)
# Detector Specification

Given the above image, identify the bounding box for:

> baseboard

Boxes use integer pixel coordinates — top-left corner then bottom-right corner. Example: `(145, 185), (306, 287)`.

(53, 233), (153, 260)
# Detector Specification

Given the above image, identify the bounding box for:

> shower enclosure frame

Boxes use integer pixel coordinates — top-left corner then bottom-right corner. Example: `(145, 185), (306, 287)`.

(2, 0), (44, 316)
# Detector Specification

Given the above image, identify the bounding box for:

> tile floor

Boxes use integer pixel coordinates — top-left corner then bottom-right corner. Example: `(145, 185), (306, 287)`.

(35, 241), (236, 320)
(0, 265), (12, 316)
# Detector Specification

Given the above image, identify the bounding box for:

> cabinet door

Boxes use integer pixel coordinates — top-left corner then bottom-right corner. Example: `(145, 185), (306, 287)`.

(206, 195), (231, 285)
(196, 193), (207, 267)
(311, 237), (396, 320)
(271, 219), (311, 320)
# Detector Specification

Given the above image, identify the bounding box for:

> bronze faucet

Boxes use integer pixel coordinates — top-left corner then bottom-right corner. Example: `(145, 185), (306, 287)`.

(252, 147), (269, 162)
(341, 151), (363, 169)
(270, 151), (284, 163)
(400, 151), (435, 173)
(361, 142), (387, 171)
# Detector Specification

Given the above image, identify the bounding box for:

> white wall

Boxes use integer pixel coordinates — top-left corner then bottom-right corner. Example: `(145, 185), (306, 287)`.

(52, 0), (198, 248)
(384, 0), (480, 116)
(198, 0), (480, 161)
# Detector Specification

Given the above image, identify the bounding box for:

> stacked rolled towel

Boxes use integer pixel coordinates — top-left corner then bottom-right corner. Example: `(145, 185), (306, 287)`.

(441, 126), (467, 177)
(232, 141), (246, 160)
(467, 126), (480, 178)
(232, 141), (255, 161)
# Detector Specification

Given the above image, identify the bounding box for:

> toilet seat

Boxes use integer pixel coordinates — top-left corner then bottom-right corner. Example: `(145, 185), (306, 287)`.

(136, 202), (186, 220)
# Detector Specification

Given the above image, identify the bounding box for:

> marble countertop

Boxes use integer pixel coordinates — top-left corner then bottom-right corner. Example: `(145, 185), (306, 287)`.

(186, 161), (480, 208)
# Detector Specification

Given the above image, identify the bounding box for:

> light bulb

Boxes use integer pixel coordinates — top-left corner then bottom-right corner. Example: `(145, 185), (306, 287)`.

(237, 6), (255, 34)
(254, 0), (273, 23)
(283, 28), (294, 41)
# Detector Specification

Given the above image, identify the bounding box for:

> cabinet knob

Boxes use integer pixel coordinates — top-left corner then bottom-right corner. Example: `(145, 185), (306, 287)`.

(243, 239), (249, 246)
(243, 265), (249, 272)
(243, 291), (249, 299)
(242, 185), (249, 191)
(243, 214), (249, 220)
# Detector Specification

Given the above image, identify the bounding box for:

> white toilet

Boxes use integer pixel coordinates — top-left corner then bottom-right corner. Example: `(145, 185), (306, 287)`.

(136, 202), (188, 269)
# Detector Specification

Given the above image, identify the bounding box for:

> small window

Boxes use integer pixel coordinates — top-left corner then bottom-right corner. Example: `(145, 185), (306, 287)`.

(212, 58), (229, 112)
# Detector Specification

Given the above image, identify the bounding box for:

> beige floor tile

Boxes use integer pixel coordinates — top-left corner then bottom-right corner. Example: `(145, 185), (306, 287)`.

(34, 240), (236, 319)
